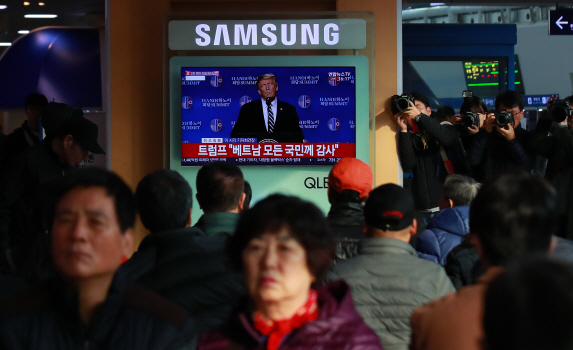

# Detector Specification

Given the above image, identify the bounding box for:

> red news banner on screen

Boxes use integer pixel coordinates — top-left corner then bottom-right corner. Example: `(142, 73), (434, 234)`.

(182, 143), (355, 159)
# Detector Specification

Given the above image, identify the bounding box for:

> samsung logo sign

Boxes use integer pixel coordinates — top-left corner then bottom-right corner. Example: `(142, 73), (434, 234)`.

(169, 19), (366, 50)
(195, 23), (340, 47)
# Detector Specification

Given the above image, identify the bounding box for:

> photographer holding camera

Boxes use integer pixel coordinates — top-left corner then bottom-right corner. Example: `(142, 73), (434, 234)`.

(530, 95), (573, 237)
(466, 90), (535, 182)
(393, 92), (470, 237)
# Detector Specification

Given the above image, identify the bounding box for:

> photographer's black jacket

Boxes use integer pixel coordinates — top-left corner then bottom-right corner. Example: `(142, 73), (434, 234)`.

(530, 124), (573, 238)
(398, 113), (470, 211)
(466, 126), (534, 182)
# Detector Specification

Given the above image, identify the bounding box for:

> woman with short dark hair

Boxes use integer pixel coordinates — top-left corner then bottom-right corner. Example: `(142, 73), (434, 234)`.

(198, 194), (382, 350)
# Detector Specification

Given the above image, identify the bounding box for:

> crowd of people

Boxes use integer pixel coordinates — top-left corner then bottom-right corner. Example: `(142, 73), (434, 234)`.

(0, 90), (572, 349)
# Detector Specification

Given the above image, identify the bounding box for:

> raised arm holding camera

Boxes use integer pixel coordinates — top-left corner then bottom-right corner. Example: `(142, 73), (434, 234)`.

(393, 92), (470, 236)
(466, 90), (534, 182)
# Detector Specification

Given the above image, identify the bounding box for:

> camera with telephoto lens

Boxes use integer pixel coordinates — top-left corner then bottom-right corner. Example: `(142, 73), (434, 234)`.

(461, 112), (480, 128)
(549, 99), (572, 123)
(391, 94), (415, 115)
(495, 110), (514, 127)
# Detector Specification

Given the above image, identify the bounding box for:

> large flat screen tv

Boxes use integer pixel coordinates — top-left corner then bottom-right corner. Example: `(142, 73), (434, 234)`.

(174, 56), (368, 166)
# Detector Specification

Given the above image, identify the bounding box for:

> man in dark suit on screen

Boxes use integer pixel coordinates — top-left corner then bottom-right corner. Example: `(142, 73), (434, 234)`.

(230, 73), (304, 142)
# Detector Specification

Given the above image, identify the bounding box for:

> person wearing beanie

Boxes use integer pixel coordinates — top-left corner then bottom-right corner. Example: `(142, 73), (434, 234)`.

(326, 157), (373, 263)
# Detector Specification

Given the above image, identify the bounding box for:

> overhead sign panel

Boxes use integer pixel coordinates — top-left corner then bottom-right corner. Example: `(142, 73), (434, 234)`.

(549, 9), (573, 35)
(169, 19), (366, 50)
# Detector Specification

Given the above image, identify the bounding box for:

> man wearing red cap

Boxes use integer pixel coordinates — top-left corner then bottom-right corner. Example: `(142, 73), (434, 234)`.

(326, 158), (373, 262)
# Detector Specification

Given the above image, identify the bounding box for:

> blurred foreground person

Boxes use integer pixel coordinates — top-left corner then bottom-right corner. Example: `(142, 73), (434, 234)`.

(326, 184), (453, 350)
(198, 194), (382, 350)
(121, 169), (245, 335)
(410, 172), (557, 350)
(484, 258), (573, 350)
(0, 168), (194, 349)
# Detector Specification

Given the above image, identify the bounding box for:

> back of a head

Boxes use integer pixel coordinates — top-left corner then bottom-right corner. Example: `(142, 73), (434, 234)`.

(196, 161), (244, 213)
(25, 93), (48, 109)
(495, 90), (524, 111)
(433, 105), (455, 123)
(243, 180), (252, 210)
(469, 172), (556, 267)
(484, 258), (573, 350)
(136, 169), (193, 233)
(460, 96), (488, 114)
(442, 174), (481, 207)
(328, 158), (373, 204)
(51, 167), (136, 233)
(364, 183), (415, 233)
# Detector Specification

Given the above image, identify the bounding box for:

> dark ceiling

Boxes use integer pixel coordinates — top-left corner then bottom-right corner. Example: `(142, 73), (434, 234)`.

(0, 0), (104, 54)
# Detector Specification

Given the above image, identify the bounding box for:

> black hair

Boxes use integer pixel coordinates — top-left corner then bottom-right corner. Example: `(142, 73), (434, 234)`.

(196, 161), (244, 213)
(409, 92), (431, 109)
(25, 93), (48, 109)
(51, 167), (136, 233)
(135, 169), (193, 233)
(495, 90), (525, 112)
(469, 171), (556, 267)
(460, 96), (488, 115)
(228, 194), (334, 281)
(328, 189), (363, 204)
(484, 258), (573, 350)
(433, 105), (455, 123)
(442, 174), (481, 207)
(243, 180), (252, 210)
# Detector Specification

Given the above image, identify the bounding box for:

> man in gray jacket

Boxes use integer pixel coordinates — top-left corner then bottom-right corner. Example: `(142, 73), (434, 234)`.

(326, 183), (455, 350)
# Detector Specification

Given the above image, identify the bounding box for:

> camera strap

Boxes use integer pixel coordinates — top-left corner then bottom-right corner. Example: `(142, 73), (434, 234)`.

(439, 146), (455, 175)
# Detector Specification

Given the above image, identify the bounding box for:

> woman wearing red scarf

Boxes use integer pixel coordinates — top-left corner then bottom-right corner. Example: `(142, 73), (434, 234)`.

(198, 194), (382, 350)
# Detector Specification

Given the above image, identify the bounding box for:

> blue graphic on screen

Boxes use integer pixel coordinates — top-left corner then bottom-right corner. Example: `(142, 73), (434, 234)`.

(181, 67), (356, 144)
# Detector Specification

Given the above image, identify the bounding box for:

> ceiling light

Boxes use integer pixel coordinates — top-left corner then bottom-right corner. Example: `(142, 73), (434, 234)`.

(18, 30), (30, 34)
(23, 1), (30, 5)
(24, 14), (57, 18)
(0, 42), (12, 46)
(0, 5), (7, 9)
(38, 2), (44, 5)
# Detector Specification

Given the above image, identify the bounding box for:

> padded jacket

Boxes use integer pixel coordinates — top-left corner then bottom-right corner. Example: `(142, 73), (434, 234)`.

(327, 202), (365, 263)
(326, 238), (455, 350)
(120, 227), (246, 334)
(0, 273), (195, 349)
(416, 206), (470, 266)
(198, 281), (382, 350)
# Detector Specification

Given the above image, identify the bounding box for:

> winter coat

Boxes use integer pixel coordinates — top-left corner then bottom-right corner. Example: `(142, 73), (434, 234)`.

(120, 226), (246, 334)
(327, 202), (365, 262)
(198, 281), (383, 350)
(0, 273), (195, 349)
(416, 206), (470, 266)
(398, 114), (469, 211)
(326, 238), (454, 350)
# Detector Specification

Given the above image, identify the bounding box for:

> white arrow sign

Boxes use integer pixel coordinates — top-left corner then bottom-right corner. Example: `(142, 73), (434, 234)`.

(556, 16), (569, 30)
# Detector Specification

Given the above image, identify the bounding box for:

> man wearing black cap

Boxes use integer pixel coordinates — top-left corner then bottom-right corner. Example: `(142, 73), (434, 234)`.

(326, 184), (454, 350)
(0, 111), (105, 278)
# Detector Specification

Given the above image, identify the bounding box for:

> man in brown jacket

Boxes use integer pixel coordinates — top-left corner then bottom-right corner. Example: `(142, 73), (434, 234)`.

(409, 172), (557, 350)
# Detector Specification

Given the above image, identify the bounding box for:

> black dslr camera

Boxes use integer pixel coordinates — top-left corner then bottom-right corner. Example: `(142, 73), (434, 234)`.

(461, 112), (480, 128)
(549, 99), (572, 123)
(495, 111), (514, 127)
(391, 94), (415, 115)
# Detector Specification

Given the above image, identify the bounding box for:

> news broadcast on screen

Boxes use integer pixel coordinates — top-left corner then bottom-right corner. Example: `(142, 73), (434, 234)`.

(180, 66), (358, 166)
